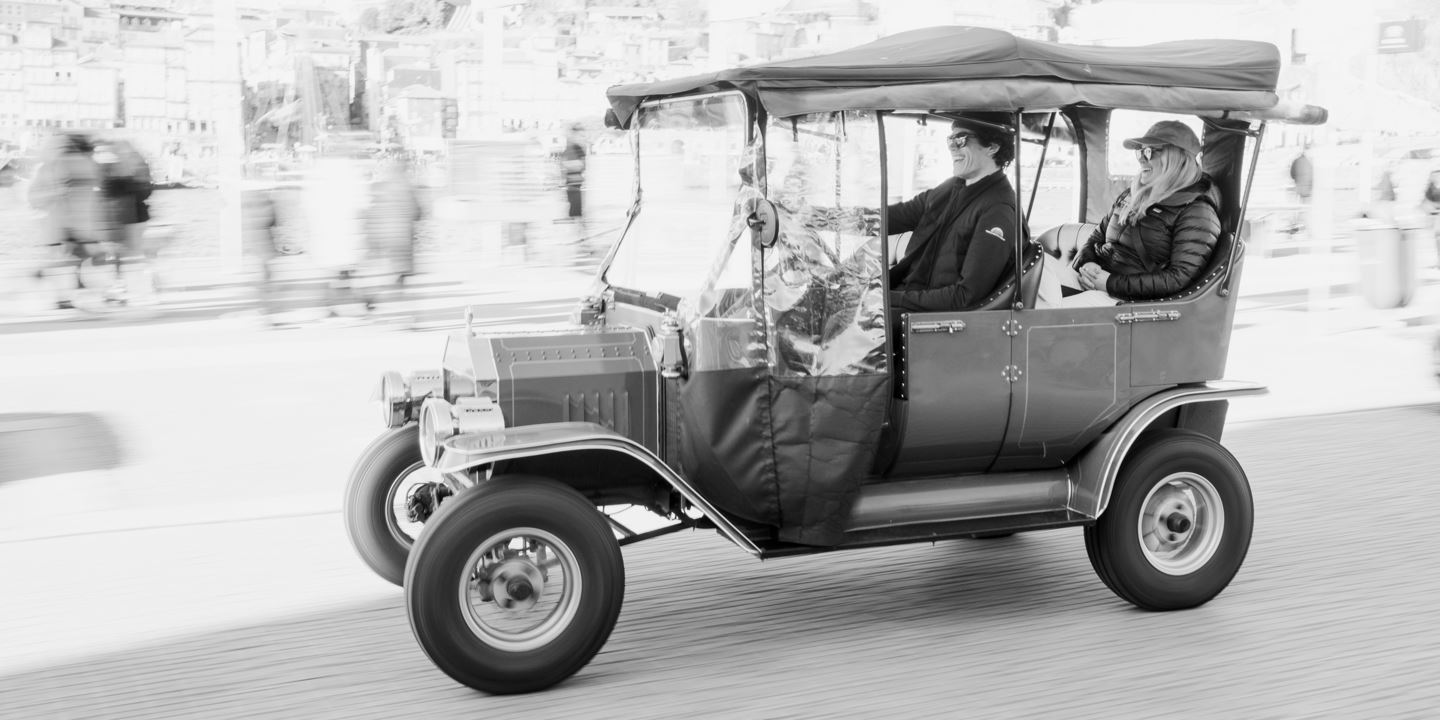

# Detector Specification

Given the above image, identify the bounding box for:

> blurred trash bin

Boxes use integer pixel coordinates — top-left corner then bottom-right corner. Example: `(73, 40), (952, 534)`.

(1351, 216), (1419, 309)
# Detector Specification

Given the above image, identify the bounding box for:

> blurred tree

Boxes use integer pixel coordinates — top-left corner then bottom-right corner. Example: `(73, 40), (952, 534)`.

(242, 82), (287, 151)
(358, 7), (380, 31)
(373, 0), (456, 34)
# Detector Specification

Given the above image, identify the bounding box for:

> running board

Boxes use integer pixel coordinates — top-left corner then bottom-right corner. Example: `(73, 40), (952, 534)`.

(845, 468), (1073, 532)
(754, 510), (1090, 558)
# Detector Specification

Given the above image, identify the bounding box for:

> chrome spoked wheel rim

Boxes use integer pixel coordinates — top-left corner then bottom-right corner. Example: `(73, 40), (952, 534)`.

(459, 528), (581, 652)
(384, 462), (439, 548)
(1137, 472), (1224, 576)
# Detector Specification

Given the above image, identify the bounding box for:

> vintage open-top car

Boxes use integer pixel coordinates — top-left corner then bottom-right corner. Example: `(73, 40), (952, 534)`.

(343, 26), (1326, 694)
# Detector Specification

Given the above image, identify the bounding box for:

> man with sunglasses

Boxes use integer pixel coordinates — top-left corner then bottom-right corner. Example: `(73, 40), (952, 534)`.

(888, 112), (1024, 312)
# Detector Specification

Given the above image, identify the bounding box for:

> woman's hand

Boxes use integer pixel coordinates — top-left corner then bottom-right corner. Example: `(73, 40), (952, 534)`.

(1078, 262), (1110, 292)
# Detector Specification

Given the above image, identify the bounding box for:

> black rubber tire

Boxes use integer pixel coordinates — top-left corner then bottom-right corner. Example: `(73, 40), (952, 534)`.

(1084, 429), (1253, 611)
(405, 476), (625, 695)
(343, 425), (425, 586)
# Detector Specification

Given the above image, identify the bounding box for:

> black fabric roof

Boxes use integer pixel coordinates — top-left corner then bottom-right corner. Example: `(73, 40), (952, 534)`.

(607, 26), (1282, 125)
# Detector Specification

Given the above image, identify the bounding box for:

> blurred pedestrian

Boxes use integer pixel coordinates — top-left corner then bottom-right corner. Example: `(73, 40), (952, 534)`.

(1376, 166), (1398, 203)
(362, 161), (421, 309)
(1289, 145), (1313, 205)
(241, 185), (281, 323)
(1423, 169), (1440, 267)
(1422, 169), (1440, 214)
(559, 122), (590, 255)
(94, 137), (153, 302)
(27, 132), (102, 310)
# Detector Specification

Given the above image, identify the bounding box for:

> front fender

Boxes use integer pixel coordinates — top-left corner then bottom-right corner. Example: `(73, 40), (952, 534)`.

(1069, 380), (1267, 518)
(434, 422), (762, 556)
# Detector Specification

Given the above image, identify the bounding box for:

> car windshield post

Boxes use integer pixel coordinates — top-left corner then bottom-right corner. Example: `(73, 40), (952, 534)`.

(1011, 109), (1024, 309)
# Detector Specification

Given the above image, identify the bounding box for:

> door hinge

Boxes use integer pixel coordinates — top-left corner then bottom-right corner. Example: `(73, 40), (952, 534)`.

(1002, 319), (1022, 337)
(1115, 309), (1181, 324)
(1002, 364), (1022, 383)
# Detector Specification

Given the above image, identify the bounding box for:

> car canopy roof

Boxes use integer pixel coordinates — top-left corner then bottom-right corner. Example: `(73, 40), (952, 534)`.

(606, 26), (1281, 126)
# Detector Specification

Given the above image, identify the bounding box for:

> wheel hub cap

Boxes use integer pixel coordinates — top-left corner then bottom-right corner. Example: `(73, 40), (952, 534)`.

(459, 528), (582, 652)
(1137, 472), (1224, 576)
(482, 557), (546, 612)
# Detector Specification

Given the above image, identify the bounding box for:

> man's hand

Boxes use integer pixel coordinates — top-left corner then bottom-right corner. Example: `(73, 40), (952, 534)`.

(1078, 262), (1110, 292)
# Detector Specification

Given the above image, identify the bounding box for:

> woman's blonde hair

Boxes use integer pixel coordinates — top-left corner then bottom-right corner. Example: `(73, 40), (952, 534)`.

(1121, 145), (1202, 224)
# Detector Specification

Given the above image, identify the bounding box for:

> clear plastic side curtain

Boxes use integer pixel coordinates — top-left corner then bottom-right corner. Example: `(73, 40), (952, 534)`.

(762, 111), (887, 377)
(760, 111), (890, 546)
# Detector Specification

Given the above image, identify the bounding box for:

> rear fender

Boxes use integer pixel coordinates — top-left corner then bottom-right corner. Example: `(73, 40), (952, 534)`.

(1069, 381), (1266, 518)
(434, 421), (762, 556)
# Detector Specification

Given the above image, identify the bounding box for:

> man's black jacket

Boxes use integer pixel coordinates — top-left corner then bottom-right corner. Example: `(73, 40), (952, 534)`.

(887, 170), (1021, 312)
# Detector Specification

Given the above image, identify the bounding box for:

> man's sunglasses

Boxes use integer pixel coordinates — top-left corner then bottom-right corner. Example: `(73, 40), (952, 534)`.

(947, 132), (974, 148)
(1136, 145), (1167, 161)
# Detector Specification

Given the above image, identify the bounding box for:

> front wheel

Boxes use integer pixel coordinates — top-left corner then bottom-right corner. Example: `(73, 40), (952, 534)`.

(1084, 429), (1253, 611)
(343, 426), (445, 586)
(405, 476), (624, 695)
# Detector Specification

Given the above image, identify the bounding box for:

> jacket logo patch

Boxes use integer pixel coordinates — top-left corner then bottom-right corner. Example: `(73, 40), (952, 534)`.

(985, 226), (1006, 242)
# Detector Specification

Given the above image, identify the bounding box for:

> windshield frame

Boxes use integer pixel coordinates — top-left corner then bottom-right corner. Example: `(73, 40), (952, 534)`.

(602, 90), (755, 307)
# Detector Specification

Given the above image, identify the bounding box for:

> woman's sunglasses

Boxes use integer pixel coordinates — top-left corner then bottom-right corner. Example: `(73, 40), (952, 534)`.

(1136, 145), (1167, 161)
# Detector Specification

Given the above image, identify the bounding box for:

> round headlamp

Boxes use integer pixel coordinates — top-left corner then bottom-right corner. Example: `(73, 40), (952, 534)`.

(418, 397), (456, 467)
(377, 371), (407, 427)
(375, 369), (444, 429)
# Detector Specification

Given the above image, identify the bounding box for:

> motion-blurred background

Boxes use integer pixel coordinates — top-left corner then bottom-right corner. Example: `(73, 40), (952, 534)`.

(2, 2), (1440, 718)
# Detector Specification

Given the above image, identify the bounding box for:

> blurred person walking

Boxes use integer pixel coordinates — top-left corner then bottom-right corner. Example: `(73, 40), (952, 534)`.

(1289, 145), (1313, 205)
(241, 185), (282, 324)
(1423, 169), (1440, 266)
(559, 123), (591, 259)
(27, 132), (102, 310)
(94, 137), (154, 304)
(1288, 145), (1312, 236)
(1376, 165), (1398, 203)
(1422, 169), (1440, 214)
(362, 161), (421, 310)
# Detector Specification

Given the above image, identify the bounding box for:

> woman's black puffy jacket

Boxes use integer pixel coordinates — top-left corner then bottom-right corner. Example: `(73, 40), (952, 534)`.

(1075, 175), (1221, 301)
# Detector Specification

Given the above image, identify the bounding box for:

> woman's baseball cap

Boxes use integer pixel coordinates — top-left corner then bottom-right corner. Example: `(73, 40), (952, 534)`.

(1123, 120), (1201, 156)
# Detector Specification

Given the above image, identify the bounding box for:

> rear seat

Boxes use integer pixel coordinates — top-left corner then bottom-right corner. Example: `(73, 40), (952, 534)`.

(1036, 222), (1098, 266)
(1033, 221), (1239, 305)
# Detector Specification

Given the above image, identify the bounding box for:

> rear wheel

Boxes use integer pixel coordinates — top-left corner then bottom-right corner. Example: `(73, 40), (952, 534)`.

(406, 476), (624, 694)
(343, 426), (446, 586)
(1085, 429), (1253, 611)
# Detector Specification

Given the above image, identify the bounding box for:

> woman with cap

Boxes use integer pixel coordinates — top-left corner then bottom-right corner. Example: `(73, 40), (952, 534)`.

(1066, 119), (1221, 304)
(888, 111), (1024, 312)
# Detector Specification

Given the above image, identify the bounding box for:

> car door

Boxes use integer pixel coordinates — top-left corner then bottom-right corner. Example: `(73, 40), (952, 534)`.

(886, 307), (1014, 476)
(992, 303), (1135, 471)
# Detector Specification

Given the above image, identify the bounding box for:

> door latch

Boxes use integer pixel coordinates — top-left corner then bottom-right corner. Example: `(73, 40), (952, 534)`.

(912, 319), (967, 334)
(1115, 309), (1181, 324)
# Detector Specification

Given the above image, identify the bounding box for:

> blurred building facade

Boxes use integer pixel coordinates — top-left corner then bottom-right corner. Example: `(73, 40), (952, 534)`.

(0, 0), (1435, 178)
